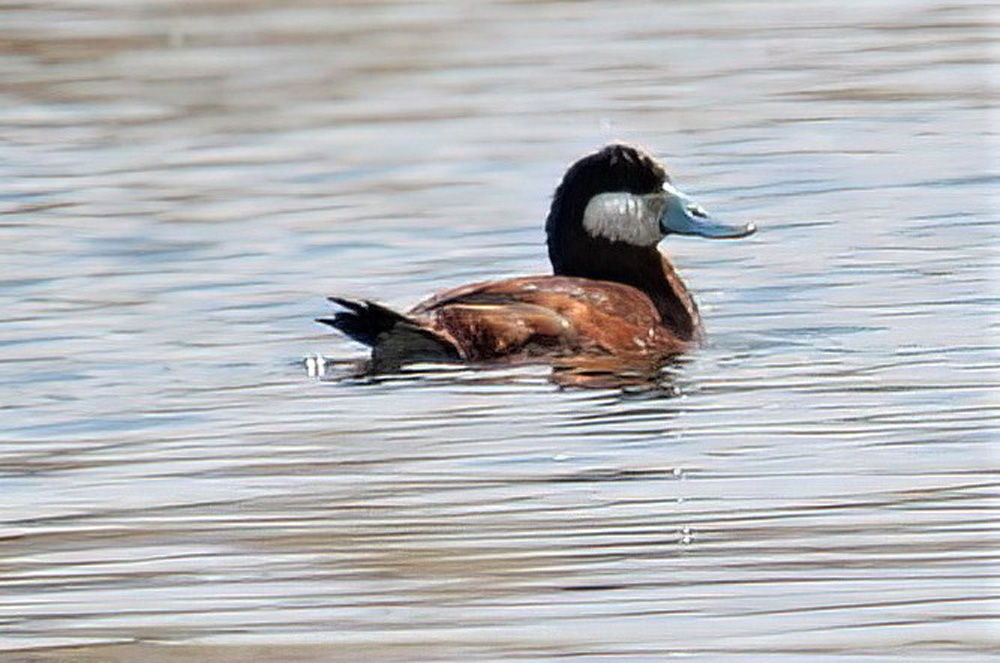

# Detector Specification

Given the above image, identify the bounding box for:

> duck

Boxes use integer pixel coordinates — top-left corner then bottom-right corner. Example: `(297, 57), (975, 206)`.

(317, 143), (755, 371)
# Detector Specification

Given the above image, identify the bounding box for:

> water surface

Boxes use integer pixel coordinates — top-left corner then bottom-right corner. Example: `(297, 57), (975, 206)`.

(1, 0), (998, 660)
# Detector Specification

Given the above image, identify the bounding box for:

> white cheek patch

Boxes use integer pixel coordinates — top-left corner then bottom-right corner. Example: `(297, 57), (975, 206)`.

(582, 192), (666, 246)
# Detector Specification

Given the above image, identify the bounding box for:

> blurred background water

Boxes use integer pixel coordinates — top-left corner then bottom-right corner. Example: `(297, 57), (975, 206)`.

(1, 0), (998, 660)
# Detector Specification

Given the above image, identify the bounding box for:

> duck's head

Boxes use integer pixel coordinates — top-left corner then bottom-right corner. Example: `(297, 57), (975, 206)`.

(546, 143), (756, 274)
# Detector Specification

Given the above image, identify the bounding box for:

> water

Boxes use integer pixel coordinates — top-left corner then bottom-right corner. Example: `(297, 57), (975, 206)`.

(1, 0), (998, 660)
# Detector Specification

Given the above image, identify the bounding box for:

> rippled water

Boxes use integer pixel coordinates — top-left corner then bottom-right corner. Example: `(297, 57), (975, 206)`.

(2, 0), (998, 660)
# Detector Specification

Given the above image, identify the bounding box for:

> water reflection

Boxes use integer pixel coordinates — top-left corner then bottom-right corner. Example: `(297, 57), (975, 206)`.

(307, 352), (688, 392)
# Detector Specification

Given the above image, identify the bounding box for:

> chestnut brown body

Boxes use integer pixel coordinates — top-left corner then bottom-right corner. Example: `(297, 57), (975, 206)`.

(409, 260), (696, 362)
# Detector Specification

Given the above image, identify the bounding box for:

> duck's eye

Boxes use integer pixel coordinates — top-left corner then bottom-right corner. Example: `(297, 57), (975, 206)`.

(687, 204), (708, 219)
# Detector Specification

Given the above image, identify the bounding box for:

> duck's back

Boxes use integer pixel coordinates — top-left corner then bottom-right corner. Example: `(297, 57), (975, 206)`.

(408, 276), (687, 362)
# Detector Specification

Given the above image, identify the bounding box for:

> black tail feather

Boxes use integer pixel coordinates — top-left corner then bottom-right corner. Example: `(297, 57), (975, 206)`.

(316, 298), (411, 346)
(326, 296), (366, 315)
(317, 297), (461, 367)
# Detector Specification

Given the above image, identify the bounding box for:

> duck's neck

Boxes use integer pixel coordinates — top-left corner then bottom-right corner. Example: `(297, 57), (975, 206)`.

(549, 239), (701, 341)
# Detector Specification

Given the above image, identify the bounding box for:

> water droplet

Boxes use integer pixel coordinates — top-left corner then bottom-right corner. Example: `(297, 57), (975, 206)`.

(305, 354), (327, 378)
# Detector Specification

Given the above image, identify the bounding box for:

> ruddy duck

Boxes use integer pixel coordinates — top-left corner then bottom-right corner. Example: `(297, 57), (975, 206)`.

(318, 143), (755, 370)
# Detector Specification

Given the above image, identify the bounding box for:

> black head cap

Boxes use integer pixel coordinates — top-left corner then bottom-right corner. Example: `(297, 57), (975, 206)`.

(546, 143), (668, 273)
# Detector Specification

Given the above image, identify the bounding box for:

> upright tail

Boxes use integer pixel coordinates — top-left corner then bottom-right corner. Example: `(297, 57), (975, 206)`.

(316, 297), (462, 368)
